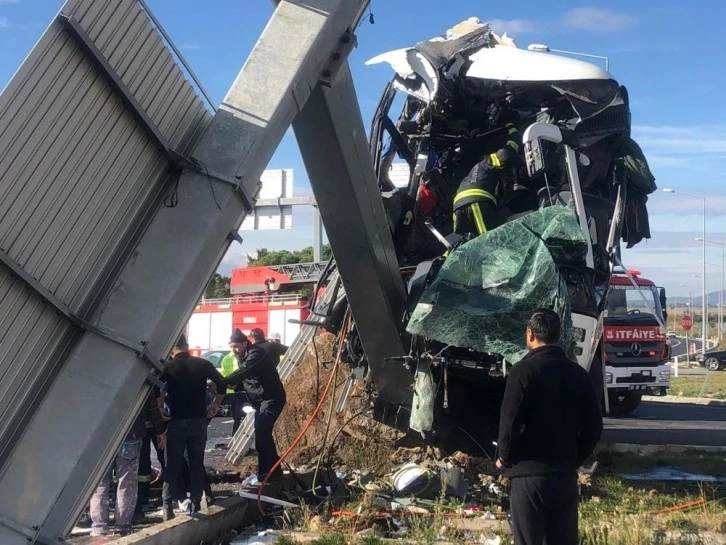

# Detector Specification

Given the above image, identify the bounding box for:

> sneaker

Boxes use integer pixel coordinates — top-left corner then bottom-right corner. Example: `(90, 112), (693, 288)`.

(178, 499), (194, 516)
(90, 527), (108, 537)
(117, 526), (132, 537)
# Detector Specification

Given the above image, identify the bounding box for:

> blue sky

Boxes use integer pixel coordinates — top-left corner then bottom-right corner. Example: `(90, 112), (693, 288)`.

(2, 1), (726, 296)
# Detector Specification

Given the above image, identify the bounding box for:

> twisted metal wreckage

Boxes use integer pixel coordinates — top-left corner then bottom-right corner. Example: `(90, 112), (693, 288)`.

(0, 1), (654, 542)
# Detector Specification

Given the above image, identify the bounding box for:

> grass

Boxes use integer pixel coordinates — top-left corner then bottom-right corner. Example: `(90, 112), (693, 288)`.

(579, 477), (726, 544)
(670, 373), (726, 399)
(597, 449), (726, 477)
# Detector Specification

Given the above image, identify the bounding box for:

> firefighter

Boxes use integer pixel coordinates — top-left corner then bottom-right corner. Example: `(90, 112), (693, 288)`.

(452, 117), (520, 239)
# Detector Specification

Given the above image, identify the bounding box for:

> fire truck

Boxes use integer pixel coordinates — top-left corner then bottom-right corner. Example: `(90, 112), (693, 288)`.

(602, 270), (670, 414)
(186, 264), (314, 355)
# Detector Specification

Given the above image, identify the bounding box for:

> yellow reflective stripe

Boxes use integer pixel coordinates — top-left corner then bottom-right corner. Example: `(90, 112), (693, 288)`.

(138, 474), (152, 483)
(506, 140), (519, 151)
(508, 126), (518, 135)
(452, 212), (458, 233)
(454, 189), (497, 206)
(489, 153), (501, 168)
(471, 203), (487, 235)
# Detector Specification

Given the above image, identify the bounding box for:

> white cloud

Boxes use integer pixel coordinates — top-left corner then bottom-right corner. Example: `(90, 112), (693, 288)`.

(488, 18), (536, 35)
(634, 125), (726, 151)
(0, 17), (8, 28)
(560, 7), (638, 33)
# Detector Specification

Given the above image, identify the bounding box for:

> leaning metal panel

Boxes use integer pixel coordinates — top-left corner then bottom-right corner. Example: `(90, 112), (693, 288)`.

(0, 0), (210, 542)
(0, 1), (370, 543)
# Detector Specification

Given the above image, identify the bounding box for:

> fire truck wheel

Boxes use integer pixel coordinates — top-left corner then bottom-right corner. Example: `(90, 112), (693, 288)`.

(607, 391), (642, 416)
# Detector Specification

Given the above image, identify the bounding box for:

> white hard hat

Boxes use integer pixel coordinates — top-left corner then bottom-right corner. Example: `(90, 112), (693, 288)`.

(269, 332), (282, 341)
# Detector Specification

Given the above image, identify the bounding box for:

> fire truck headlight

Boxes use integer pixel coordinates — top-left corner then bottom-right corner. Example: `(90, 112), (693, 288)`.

(658, 370), (671, 382)
(605, 372), (613, 384)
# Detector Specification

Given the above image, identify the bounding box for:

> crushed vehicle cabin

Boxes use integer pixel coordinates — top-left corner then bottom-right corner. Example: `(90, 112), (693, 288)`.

(315, 17), (656, 445)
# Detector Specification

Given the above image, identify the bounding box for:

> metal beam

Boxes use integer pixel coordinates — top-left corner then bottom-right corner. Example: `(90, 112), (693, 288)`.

(0, 1), (372, 543)
(293, 65), (412, 405)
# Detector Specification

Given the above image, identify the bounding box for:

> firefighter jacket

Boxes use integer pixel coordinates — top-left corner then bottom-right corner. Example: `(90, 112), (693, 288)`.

(452, 123), (520, 235)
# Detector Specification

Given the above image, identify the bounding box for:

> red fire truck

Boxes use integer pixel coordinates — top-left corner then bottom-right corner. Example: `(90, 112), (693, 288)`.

(186, 264), (311, 357)
(602, 270), (670, 414)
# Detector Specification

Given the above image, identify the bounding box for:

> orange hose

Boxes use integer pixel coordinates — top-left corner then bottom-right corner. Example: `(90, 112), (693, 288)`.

(256, 312), (351, 515)
(648, 498), (706, 515)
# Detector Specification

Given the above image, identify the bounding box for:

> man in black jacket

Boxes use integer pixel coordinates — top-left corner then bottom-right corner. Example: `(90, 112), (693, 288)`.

(225, 328), (286, 480)
(250, 328), (288, 364)
(160, 335), (225, 518)
(496, 309), (603, 545)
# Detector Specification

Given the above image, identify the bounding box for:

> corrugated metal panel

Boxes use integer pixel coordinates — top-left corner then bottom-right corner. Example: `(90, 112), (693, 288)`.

(0, 0), (211, 455)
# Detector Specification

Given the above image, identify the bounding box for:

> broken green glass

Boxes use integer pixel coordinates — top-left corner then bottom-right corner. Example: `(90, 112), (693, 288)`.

(406, 205), (588, 363)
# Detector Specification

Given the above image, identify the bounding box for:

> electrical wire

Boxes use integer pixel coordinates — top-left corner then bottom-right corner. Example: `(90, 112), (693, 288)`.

(256, 310), (351, 515)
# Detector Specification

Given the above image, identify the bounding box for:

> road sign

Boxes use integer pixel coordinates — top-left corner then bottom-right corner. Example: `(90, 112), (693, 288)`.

(681, 314), (693, 331)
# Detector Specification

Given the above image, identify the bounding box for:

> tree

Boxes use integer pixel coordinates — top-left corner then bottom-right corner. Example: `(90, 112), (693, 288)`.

(204, 273), (231, 299)
(246, 245), (332, 266)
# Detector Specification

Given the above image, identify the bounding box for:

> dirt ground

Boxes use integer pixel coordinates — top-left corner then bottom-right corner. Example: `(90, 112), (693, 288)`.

(266, 333), (498, 482)
(271, 333), (403, 473)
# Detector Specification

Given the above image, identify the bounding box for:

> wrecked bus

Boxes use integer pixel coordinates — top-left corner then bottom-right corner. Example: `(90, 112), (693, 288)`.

(326, 17), (657, 441)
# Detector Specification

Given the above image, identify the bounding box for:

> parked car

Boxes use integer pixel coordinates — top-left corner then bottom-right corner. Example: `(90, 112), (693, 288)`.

(202, 349), (230, 370)
(667, 330), (677, 338)
(698, 351), (726, 371)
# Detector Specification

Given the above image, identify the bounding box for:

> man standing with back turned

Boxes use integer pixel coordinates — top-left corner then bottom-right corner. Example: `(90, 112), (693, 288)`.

(160, 334), (225, 518)
(496, 309), (603, 545)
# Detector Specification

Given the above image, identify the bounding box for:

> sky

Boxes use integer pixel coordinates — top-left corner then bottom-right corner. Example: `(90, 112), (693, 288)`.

(1, 0), (726, 296)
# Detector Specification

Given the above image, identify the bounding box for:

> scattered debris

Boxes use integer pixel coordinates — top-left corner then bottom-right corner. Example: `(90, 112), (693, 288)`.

(618, 467), (726, 482)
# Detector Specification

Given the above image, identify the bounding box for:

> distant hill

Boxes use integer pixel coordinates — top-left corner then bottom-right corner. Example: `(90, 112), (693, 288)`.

(670, 290), (725, 307)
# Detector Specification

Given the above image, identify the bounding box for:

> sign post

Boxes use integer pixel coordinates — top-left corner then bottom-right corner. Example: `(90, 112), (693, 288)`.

(681, 313), (693, 370)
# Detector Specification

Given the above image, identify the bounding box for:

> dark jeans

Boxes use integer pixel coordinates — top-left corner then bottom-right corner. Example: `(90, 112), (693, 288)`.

(255, 398), (285, 477)
(162, 418), (207, 506)
(509, 471), (579, 545)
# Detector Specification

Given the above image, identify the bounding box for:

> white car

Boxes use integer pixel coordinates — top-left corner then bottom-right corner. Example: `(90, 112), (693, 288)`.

(667, 331), (677, 338)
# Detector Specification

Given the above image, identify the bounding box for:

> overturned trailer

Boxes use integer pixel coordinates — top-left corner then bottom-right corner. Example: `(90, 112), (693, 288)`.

(317, 19), (656, 438)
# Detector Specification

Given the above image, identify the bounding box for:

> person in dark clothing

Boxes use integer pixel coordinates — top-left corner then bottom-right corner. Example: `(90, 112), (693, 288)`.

(160, 334), (225, 519)
(136, 387), (166, 515)
(250, 328), (288, 364)
(496, 309), (603, 545)
(225, 328), (286, 480)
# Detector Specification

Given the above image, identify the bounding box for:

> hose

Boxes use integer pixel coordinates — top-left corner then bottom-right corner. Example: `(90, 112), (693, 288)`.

(256, 311), (351, 515)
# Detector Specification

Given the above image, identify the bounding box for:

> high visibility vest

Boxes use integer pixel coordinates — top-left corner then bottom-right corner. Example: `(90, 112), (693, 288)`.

(220, 353), (239, 394)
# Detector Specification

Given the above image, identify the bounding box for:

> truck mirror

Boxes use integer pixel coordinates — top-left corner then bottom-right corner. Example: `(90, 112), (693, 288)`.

(658, 287), (667, 321)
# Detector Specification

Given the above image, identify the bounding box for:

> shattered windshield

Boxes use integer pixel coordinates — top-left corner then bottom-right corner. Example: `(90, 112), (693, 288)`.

(406, 205), (588, 363)
(605, 284), (663, 322)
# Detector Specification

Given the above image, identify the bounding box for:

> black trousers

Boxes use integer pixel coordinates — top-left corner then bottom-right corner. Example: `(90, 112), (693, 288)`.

(509, 471), (579, 545)
(137, 428), (165, 509)
(162, 418), (207, 506)
(254, 398), (285, 478)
